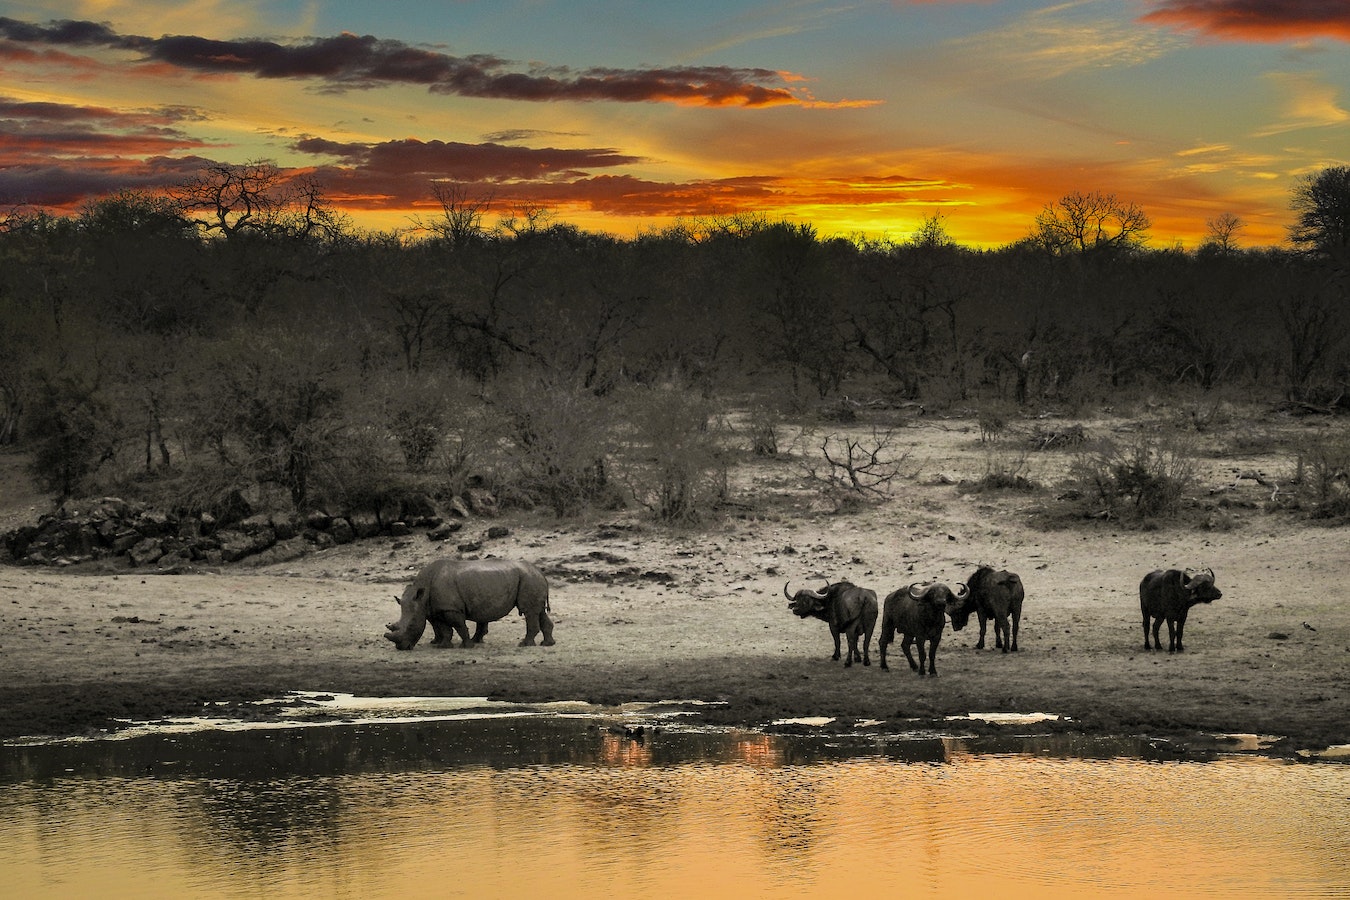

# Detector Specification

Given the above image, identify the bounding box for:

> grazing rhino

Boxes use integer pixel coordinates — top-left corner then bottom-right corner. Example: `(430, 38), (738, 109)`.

(1139, 567), (1220, 652)
(386, 558), (554, 651)
(785, 580), (879, 668)
(878, 582), (969, 675)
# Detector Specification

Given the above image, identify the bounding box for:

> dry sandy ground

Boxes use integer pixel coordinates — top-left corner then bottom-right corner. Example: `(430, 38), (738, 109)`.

(1, 413), (1347, 753)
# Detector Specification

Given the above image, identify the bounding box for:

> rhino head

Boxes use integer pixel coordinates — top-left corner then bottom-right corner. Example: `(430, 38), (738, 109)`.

(385, 584), (429, 651)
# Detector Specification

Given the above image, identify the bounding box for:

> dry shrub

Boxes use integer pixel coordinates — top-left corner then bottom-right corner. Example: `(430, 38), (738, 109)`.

(617, 386), (730, 524)
(1028, 423), (1088, 450)
(1293, 430), (1350, 519)
(1069, 432), (1199, 521)
(492, 374), (617, 516)
(797, 427), (911, 511)
(962, 443), (1039, 493)
(747, 404), (781, 457)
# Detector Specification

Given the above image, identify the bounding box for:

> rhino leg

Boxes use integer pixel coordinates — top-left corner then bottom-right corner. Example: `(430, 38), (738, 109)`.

(471, 621), (489, 643)
(429, 615), (453, 647)
(520, 609), (556, 647)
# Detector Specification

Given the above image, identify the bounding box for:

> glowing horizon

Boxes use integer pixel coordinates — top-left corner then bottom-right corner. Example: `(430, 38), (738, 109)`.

(1, 1), (1347, 249)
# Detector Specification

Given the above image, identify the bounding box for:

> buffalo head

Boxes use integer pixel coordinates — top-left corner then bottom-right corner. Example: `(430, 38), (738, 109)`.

(785, 580), (832, 618)
(908, 581), (972, 629)
(1183, 568), (1222, 605)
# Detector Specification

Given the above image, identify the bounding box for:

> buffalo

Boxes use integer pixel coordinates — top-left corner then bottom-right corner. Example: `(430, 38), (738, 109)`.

(386, 558), (554, 651)
(879, 582), (969, 675)
(785, 580), (879, 668)
(1139, 568), (1221, 652)
(950, 566), (1025, 652)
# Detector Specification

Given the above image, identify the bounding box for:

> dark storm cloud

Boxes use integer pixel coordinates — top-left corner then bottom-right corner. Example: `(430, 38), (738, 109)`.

(0, 17), (812, 106)
(0, 96), (200, 128)
(0, 155), (206, 207)
(1140, 0), (1350, 42)
(293, 136), (639, 180)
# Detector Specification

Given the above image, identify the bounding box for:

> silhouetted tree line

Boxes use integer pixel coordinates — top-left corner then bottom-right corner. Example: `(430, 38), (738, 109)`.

(1, 163), (1346, 521)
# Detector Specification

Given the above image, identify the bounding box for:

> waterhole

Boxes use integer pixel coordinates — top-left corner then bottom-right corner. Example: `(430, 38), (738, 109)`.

(2, 702), (1346, 899)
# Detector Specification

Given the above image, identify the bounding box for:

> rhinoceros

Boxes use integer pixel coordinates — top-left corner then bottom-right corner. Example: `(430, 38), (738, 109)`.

(385, 558), (554, 651)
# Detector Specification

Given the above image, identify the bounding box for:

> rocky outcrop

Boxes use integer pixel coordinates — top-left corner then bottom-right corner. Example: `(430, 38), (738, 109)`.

(1, 488), (494, 569)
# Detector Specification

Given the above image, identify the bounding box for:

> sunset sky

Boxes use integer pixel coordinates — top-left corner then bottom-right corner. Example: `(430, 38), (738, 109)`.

(1, 1), (1348, 248)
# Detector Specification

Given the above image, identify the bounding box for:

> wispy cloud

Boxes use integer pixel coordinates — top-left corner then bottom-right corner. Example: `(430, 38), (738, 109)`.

(1253, 71), (1349, 136)
(1140, 1), (1350, 43)
(942, 2), (1178, 81)
(0, 16), (863, 107)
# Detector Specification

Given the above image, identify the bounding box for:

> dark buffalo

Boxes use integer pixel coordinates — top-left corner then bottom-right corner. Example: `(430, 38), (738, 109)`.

(950, 566), (1025, 653)
(386, 558), (554, 651)
(785, 580), (879, 668)
(879, 582), (969, 675)
(1139, 568), (1221, 652)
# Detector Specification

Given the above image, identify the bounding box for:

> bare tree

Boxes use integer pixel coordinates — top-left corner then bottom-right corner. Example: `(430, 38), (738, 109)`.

(1032, 191), (1151, 256)
(419, 181), (494, 247)
(1202, 212), (1244, 255)
(173, 161), (287, 240)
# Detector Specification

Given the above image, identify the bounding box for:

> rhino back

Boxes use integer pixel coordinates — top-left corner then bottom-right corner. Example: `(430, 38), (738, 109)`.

(426, 558), (546, 620)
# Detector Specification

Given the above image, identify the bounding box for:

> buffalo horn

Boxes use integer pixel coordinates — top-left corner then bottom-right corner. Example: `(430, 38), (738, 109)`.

(908, 582), (925, 599)
(783, 582), (794, 601)
(952, 582), (970, 601)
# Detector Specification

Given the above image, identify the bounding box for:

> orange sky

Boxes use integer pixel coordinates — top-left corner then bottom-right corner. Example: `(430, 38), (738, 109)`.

(1, 1), (1348, 248)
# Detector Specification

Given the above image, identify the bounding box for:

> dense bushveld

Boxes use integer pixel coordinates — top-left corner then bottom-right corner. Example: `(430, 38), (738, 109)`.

(2, 188), (1347, 535)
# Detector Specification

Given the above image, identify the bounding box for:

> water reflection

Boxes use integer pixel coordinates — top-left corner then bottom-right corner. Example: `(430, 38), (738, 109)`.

(2, 717), (1348, 899)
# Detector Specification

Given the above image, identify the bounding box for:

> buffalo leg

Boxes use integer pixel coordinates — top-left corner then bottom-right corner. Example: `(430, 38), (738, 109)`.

(1149, 617), (1165, 651)
(995, 612), (1009, 653)
(1174, 614), (1186, 653)
(975, 613), (988, 650)
(901, 635), (920, 673)
(1165, 618), (1178, 652)
(843, 627), (856, 668)
(925, 636), (940, 676)
(879, 629), (892, 671)
(829, 628), (842, 661)
(1010, 611), (1020, 652)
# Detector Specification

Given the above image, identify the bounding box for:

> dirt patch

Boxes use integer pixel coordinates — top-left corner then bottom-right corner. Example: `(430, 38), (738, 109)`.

(1, 415), (1347, 753)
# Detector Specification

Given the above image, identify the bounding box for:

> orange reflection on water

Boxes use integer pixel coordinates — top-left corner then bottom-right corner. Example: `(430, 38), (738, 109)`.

(3, 738), (1347, 899)
(598, 731), (654, 767)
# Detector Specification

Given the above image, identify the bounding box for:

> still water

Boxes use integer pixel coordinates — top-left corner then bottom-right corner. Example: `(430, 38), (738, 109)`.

(2, 704), (1348, 899)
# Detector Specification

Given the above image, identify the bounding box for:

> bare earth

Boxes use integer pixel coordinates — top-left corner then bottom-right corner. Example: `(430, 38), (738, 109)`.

(1, 414), (1347, 753)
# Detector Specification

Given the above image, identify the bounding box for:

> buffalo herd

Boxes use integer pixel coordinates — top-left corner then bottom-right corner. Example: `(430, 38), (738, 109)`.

(787, 565), (1220, 675)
